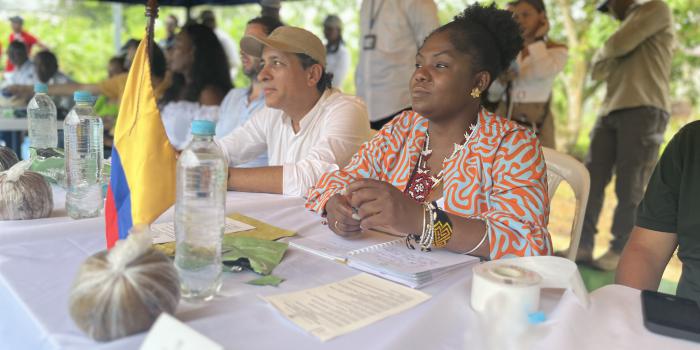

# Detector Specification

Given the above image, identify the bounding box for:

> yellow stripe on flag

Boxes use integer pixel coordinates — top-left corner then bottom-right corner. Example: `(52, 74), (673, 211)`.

(113, 35), (177, 226)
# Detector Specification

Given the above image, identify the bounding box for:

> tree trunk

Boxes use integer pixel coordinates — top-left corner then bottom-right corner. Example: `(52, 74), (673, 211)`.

(554, 0), (589, 154)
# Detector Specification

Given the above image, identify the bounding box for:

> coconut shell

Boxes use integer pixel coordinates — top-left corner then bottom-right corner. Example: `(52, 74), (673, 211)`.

(69, 230), (180, 342)
(0, 146), (19, 171)
(0, 160), (53, 220)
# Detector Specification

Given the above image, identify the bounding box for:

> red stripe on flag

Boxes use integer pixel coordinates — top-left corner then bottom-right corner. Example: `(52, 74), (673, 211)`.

(104, 185), (119, 249)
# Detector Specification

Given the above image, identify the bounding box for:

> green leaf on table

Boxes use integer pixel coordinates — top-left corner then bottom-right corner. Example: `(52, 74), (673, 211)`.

(222, 236), (288, 275)
(247, 275), (285, 286)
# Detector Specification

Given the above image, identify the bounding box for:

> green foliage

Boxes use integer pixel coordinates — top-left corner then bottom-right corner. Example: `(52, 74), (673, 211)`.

(2, 0), (697, 154)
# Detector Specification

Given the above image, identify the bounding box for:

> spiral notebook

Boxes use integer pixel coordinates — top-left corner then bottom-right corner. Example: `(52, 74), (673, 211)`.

(290, 231), (479, 288)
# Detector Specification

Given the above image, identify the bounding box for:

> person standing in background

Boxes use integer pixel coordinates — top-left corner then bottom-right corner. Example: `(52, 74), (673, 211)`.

(200, 10), (240, 81)
(260, 0), (281, 21)
(5, 16), (47, 73)
(323, 15), (350, 90)
(486, 0), (567, 148)
(355, 0), (439, 130)
(159, 14), (179, 51)
(573, 0), (675, 271)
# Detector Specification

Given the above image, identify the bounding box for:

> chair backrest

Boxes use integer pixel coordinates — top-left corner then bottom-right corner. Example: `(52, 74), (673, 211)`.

(542, 147), (590, 261)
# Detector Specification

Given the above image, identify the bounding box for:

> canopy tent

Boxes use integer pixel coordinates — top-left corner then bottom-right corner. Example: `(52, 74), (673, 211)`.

(99, 0), (278, 21)
(98, 0), (286, 52)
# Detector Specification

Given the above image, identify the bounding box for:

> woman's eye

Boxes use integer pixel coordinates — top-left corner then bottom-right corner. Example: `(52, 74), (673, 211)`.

(436, 63), (447, 69)
(415, 63), (422, 69)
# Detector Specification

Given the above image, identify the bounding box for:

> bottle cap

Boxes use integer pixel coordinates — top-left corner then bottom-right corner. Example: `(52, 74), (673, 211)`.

(34, 83), (48, 93)
(73, 90), (93, 103)
(527, 311), (546, 325)
(191, 120), (216, 136)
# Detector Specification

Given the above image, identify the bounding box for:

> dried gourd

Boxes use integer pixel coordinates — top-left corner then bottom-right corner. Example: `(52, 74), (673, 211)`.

(69, 228), (181, 342)
(0, 160), (53, 220)
(0, 146), (19, 171)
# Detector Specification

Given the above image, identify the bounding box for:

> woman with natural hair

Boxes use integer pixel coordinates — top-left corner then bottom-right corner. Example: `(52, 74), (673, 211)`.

(306, 3), (551, 260)
(160, 23), (233, 150)
(486, 0), (568, 148)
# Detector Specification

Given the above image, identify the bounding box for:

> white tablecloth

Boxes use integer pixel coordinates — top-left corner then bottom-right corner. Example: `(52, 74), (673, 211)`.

(0, 189), (697, 350)
(0, 118), (65, 131)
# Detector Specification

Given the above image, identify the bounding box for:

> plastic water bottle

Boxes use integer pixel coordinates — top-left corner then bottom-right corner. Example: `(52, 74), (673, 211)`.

(175, 120), (227, 302)
(27, 83), (58, 150)
(64, 91), (104, 219)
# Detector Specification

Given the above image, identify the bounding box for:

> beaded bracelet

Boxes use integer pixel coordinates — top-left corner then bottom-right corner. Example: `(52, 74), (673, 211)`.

(418, 202), (437, 251)
(431, 203), (453, 248)
(406, 203), (431, 250)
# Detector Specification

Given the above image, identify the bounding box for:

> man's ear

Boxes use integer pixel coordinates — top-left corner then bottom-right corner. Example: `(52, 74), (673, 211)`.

(307, 64), (323, 88)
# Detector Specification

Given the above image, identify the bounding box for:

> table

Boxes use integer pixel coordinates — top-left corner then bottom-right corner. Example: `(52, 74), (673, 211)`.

(0, 189), (697, 350)
(0, 118), (65, 131)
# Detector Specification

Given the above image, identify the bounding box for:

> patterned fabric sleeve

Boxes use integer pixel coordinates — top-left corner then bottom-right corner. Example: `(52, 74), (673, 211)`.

(304, 118), (399, 213)
(473, 128), (552, 259)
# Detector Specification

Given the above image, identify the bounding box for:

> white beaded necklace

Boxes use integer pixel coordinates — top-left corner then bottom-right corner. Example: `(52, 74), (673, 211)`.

(420, 121), (479, 183)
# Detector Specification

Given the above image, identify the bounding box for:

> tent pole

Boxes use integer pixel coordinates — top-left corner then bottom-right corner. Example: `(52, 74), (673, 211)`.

(146, 0), (158, 47)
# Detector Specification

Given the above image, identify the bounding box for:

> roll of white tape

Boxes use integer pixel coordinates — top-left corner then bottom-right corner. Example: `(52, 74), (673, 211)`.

(471, 263), (542, 316)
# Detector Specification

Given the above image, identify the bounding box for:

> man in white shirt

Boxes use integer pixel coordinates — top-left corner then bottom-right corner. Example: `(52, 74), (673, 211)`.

(200, 10), (240, 80)
(218, 26), (371, 196)
(355, 0), (439, 129)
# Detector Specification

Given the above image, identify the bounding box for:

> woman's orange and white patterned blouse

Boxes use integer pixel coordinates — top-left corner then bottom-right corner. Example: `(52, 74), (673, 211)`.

(305, 109), (552, 260)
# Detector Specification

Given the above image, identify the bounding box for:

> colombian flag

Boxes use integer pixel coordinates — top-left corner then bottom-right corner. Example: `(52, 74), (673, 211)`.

(104, 36), (176, 248)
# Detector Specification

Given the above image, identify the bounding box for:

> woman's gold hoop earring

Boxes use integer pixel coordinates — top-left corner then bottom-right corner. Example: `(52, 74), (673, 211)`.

(470, 88), (481, 99)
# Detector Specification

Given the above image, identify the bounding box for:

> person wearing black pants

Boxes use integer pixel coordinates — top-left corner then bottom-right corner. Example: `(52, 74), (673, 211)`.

(571, 0), (675, 271)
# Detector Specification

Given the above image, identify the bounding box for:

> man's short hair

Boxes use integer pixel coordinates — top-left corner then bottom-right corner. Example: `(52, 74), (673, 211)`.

(35, 50), (58, 71)
(247, 16), (284, 35)
(296, 53), (332, 93)
(7, 41), (28, 65)
(200, 10), (216, 28)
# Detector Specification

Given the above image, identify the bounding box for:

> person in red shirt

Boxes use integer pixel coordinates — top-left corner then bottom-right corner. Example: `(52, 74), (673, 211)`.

(6, 16), (46, 72)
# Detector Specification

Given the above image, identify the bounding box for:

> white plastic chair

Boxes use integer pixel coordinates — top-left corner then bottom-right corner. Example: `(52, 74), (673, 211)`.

(542, 147), (590, 261)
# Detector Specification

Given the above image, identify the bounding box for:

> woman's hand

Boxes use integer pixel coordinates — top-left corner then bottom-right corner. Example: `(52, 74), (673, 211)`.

(325, 192), (361, 237)
(534, 16), (550, 39)
(347, 179), (423, 235)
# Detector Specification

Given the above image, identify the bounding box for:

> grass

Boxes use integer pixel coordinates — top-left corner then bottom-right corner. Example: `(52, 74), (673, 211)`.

(549, 181), (681, 294)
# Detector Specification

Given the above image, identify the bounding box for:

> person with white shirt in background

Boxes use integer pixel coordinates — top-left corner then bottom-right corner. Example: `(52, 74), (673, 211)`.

(215, 16), (284, 168)
(355, 0), (439, 130)
(323, 15), (350, 90)
(486, 0), (567, 148)
(200, 10), (240, 81)
(217, 26), (371, 197)
(2, 41), (35, 88)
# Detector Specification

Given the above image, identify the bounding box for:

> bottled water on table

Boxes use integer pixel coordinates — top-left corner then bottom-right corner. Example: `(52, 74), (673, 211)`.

(64, 91), (103, 219)
(27, 83), (57, 150)
(175, 120), (227, 302)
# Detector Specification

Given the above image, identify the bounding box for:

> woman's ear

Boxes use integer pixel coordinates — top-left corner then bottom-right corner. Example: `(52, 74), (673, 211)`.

(474, 71), (491, 94)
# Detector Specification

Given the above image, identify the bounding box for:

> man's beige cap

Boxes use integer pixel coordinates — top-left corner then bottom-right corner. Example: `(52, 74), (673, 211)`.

(240, 26), (326, 67)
